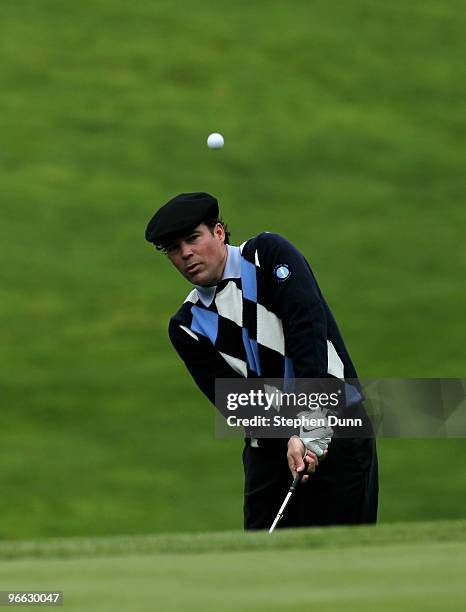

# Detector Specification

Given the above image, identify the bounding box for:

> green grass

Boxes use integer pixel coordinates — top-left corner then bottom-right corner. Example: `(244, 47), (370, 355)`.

(0, 0), (465, 539)
(4, 543), (465, 611)
(1, 521), (466, 611)
(0, 519), (464, 560)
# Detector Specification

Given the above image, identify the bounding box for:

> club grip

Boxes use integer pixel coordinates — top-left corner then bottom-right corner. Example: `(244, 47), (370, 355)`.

(289, 469), (305, 492)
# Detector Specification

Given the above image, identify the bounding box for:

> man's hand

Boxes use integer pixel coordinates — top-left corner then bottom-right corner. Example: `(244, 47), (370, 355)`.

(298, 409), (333, 458)
(287, 436), (323, 484)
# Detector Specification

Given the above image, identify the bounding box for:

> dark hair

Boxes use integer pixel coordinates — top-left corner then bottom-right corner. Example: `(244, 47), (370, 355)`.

(157, 218), (230, 252)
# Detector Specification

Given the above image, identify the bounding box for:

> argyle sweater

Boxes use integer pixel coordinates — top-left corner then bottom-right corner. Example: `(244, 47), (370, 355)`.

(168, 233), (359, 412)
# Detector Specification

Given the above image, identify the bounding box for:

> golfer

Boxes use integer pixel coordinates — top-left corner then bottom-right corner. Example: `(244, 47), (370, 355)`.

(145, 192), (378, 529)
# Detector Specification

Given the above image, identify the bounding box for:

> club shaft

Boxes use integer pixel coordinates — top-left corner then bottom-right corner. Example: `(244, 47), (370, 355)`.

(268, 469), (305, 533)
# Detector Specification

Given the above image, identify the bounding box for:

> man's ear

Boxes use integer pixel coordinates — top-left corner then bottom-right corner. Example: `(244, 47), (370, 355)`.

(215, 223), (225, 243)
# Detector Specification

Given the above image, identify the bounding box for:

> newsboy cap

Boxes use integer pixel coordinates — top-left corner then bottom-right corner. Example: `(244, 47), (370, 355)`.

(145, 192), (219, 246)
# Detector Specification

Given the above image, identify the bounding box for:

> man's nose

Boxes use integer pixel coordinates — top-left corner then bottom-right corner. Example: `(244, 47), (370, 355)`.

(180, 243), (193, 259)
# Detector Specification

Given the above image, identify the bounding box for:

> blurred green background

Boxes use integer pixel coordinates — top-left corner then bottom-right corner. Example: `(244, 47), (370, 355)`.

(1, 0), (465, 539)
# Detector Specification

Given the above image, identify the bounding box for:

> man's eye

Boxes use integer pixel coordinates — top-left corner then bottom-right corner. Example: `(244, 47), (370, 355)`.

(187, 235), (199, 242)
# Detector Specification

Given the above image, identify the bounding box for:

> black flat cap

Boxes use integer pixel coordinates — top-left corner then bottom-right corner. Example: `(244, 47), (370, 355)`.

(145, 192), (219, 246)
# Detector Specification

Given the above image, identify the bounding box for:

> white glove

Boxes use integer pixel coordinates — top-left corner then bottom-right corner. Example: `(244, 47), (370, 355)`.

(298, 409), (333, 458)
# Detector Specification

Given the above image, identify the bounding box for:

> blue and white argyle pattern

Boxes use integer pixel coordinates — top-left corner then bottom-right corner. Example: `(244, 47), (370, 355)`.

(180, 248), (295, 380)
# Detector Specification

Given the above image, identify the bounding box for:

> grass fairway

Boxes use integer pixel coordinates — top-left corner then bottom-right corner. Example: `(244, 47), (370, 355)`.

(1, 0), (465, 539)
(1, 520), (465, 611)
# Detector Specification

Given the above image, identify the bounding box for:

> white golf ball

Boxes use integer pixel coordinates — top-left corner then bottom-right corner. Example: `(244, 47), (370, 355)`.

(207, 133), (224, 149)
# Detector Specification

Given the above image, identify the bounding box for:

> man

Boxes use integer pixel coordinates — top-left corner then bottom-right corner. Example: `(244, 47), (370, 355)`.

(145, 192), (378, 530)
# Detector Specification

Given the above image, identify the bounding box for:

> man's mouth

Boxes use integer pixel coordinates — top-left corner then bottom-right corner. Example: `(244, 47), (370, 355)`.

(186, 263), (201, 275)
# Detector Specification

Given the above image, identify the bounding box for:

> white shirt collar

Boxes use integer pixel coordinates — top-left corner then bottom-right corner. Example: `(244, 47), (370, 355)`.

(195, 244), (241, 307)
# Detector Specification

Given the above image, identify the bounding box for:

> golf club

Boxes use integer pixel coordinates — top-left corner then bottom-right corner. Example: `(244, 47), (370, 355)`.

(269, 456), (307, 533)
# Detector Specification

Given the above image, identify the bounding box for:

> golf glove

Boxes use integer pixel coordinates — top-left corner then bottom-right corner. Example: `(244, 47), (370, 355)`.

(298, 409), (333, 458)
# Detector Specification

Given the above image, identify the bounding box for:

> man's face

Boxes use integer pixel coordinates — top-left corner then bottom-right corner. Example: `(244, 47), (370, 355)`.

(165, 223), (227, 287)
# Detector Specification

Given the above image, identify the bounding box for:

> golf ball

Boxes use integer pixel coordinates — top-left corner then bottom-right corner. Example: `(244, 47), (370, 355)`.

(207, 133), (224, 149)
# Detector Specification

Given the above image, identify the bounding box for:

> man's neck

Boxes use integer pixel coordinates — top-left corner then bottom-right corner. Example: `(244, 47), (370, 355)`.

(204, 244), (228, 288)
(194, 244), (241, 307)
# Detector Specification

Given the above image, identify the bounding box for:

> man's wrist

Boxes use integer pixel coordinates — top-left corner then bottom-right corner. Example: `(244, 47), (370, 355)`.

(288, 435), (304, 448)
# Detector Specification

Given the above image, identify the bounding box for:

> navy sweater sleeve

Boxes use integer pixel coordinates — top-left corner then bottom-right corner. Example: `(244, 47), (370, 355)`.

(168, 317), (242, 411)
(256, 233), (329, 378)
